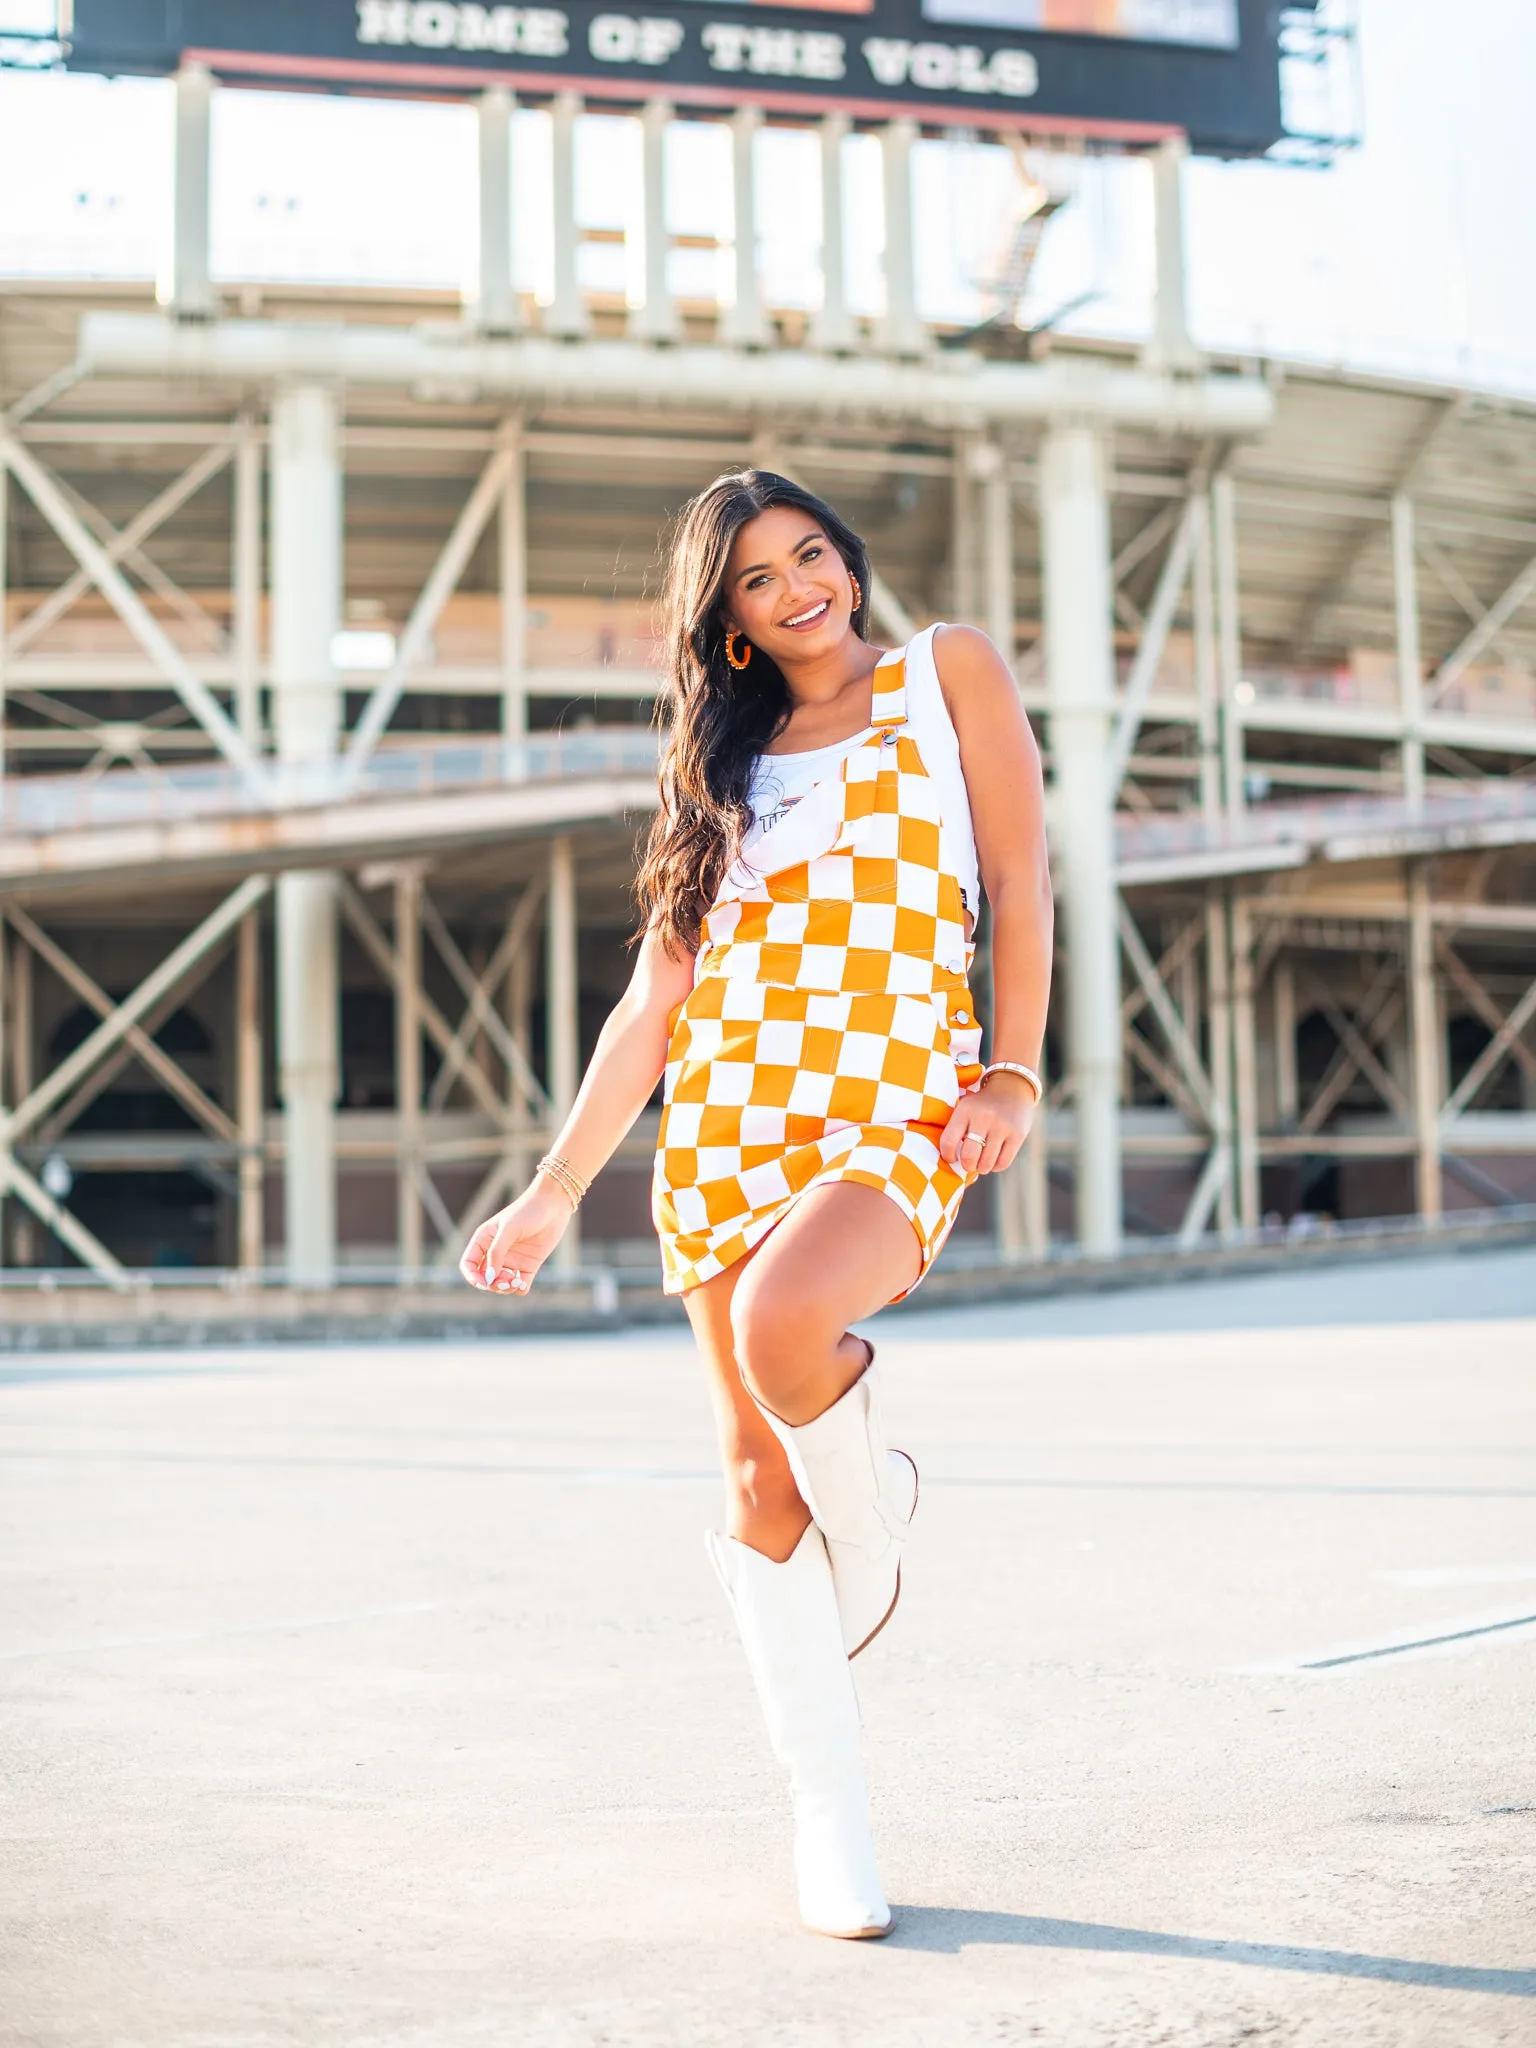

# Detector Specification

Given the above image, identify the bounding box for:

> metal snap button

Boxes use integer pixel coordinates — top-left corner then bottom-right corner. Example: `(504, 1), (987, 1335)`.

(954, 1009), (970, 1025)
(946, 958), (964, 975)
(881, 728), (898, 746)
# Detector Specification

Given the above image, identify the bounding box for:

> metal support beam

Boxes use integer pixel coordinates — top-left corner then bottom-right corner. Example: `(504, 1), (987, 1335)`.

(1040, 422), (1121, 1255)
(1191, 493), (1221, 819)
(724, 106), (769, 349)
(1392, 494), (1425, 810)
(4, 905), (237, 1145)
(474, 87), (519, 336)
(1107, 499), (1195, 801)
(951, 436), (979, 626)
(1205, 893), (1235, 1236)
(547, 92), (589, 340)
(4, 875), (270, 1148)
(0, 459), (7, 791)
(1273, 958), (1298, 1127)
(233, 416), (263, 750)
(500, 418), (527, 740)
(6, 438), (233, 660)
(395, 866), (423, 1274)
(236, 905), (264, 1274)
(166, 63), (216, 322)
(1428, 546), (1536, 706)
(1230, 897), (1260, 1230)
(270, 381), (341, 1285)
(1143, 135), (1199, 375)
(341, 440), (515, 785)
(9, 931), (29, 1265)
(878, 119), (924, 358)
(979, 443), (1014, 668)
(635, 100), (678, 345)
(1407, 864), (1442, 1218)
(1212, 473), (1244, 818)
(547, 834), (580, 1272)
(0, 435), (264, 790)
(811, 113), (854, 354)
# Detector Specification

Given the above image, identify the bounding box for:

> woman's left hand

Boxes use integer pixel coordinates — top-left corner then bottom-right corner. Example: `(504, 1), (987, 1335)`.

(939, 1070), (1036, 1177)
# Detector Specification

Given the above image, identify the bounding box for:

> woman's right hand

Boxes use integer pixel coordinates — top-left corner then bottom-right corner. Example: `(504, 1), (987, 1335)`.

(459, 1176), (574, 1295)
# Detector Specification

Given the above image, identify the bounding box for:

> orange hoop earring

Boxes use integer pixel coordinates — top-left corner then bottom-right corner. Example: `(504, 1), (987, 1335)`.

(724, 629), (753, 671)
(849, 574), (863, 615)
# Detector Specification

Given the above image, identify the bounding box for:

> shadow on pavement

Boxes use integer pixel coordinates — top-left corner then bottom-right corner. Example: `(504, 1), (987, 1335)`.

(887, 1909), (1536, 1996)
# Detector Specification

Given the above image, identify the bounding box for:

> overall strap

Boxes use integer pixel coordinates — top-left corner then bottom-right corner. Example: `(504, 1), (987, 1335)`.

(869, 652), (907, 732)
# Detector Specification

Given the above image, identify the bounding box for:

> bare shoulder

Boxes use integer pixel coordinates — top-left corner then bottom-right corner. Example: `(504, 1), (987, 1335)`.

(931, 622), (1020, 719)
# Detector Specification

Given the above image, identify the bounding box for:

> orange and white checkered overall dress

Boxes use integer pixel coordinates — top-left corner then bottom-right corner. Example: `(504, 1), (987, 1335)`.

(653, 648), (983, 1300)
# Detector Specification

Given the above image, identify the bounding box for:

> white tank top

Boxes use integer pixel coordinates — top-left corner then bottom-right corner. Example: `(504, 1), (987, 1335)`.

(742, 624), (981, 920)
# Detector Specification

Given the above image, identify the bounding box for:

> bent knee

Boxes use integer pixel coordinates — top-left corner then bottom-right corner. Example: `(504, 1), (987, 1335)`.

(731, 1273), (836, 1412)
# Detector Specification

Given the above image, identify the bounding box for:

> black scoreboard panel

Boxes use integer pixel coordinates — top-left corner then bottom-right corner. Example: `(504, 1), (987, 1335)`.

(64, 0), (1288, 153)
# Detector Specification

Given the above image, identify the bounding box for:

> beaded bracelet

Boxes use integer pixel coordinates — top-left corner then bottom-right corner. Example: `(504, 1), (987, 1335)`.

(978, 1060), (1043, 1104)
(536, 1152), (591, 1211)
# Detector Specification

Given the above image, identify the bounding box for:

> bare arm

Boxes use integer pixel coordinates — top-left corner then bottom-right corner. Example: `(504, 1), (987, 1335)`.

(932, 623), (1054, 1176)
(460, 924), (695, 1292)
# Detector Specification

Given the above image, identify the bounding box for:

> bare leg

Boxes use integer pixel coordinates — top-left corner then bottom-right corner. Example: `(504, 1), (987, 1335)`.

(683, 1181), (920, 1552)
(730, 1180), (920, 1427)
(684, 1260), (810, 1564)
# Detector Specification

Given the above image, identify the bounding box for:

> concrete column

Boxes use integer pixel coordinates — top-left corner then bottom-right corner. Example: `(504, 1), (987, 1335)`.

(951, 438), (978, 625)
(0, 919), (7, 1266)
(810, 113), (854, 354)
(1212, 472), (1244, 818)
(1040, 423), (1121, 1256)
(978, 443), (1014, 667)
(395, 867), (423, 1274)
(474, 87), (519, 335)
(235, 906), (264, 1274)
(1408, 862), (1442, 1220)
(635, 100), (678, 344)
(499, 419), (527, 742)
(1393, 494), (1425, 812)
(1230, 896), (1260, 1231)
(270, 383), (341, 1284)
(723, 107), (769, 348)
(506, 908), (534, 1193)
(0, 459), (8, 790)
(546, 835), (580, 1271)
(547, 93), (589, 339)
(1273, 957), (1298, 1128)
(1143, 135), (1198, 374)
(1191, 495), (1222, 820)
(878, 119), (924, 357)
(165, 63), (216, 321)
(9, 929), (30, 1266)
(232, 413), (262, 751)
(1205, 892), (1235, 1236)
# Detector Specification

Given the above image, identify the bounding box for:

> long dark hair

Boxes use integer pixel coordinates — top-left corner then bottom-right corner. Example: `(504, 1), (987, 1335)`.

(637, 470), (872, 956)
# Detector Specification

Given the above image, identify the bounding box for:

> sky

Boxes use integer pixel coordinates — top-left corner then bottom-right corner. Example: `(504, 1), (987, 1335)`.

(0, 0), (1531, 398)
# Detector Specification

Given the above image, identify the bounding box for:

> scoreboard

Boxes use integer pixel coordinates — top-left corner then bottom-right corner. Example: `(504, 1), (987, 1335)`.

(63, 0), (1292, 152)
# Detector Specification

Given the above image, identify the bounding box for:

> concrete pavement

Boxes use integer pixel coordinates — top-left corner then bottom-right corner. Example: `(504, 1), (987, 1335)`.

(3, 1247), (1535, 2045)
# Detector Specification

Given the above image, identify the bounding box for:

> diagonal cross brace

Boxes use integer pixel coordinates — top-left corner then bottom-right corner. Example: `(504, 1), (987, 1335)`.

(6, 439), (235, 659)
(1117, 899), (1217, 1126)
(1442, 970), (1536, 1119)
(1107, 499), (1196, 801)
(4, 905), (239, 1146)
(419, 888), (549, 1121)
(0, 435), (267, 795)
(425, 875), (548, 1115)
(3, 875), (271, 1145)
(339, 442), (516, 790)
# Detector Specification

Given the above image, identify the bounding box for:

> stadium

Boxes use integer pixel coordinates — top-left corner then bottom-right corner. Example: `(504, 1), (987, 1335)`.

(0, 0), (1530, 1324)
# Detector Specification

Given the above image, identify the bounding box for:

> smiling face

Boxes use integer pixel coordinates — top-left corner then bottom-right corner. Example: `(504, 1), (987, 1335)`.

(721, 504), (859, 665)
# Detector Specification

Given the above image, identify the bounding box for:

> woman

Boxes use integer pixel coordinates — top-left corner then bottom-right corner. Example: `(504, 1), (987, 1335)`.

(461, 470), (1052, 1939)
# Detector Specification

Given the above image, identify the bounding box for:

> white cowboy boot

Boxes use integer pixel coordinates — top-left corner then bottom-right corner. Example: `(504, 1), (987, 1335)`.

(756, 1349), (917, 1658)
(706, 1524), (892, 1939)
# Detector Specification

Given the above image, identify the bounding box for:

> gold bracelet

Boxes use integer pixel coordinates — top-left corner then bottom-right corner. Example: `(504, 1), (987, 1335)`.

(978, 1061), (1043, 1104)
(536, 1153), (590, 1211)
